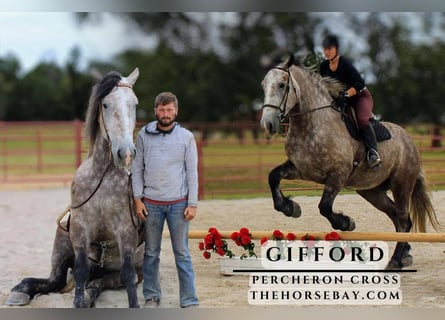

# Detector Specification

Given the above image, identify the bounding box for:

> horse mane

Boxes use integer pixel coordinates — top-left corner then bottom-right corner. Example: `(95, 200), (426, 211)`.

(293, 51), (346, 98)
(293, 63), (346, 99)
(85, 71), (123, 156)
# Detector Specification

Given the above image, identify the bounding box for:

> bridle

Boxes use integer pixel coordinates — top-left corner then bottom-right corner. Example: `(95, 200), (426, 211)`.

(261, 67), (336, 124)
(261, 67), (296, 123)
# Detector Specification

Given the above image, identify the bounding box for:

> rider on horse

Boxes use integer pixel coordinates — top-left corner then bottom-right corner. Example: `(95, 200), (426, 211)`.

(320, 34), (382, 168)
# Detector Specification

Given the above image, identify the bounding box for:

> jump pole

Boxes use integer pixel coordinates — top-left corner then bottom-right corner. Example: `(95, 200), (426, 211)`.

(188, 230), (445, 242)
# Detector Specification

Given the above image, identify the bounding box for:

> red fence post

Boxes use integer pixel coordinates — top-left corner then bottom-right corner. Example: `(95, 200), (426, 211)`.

(197, 139), (205, 200)
(74, 119), (82, 168)
(36, 130), (43, 173)
(1, 123), (7, 181)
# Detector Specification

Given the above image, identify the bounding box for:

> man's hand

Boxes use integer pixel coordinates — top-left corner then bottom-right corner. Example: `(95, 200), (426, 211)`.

(134, 198), (147, 222)
(184, 206), (197, 221)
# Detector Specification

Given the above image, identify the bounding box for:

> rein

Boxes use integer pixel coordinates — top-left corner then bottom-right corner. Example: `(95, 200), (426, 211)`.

(289, 103), (336, 117)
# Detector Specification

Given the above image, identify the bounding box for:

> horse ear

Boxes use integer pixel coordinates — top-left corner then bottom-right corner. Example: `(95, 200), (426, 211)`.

(89, 68), (103, 81)
(283, 53), (295, 69)
(126, 67), (139, 86)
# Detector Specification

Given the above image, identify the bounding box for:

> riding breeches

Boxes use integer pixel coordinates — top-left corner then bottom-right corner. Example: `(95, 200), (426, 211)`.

(353, 89), (374, 129)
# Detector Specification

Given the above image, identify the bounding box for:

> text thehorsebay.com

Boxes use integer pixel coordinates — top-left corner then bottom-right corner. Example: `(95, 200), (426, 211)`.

(246, 240), (404, 305)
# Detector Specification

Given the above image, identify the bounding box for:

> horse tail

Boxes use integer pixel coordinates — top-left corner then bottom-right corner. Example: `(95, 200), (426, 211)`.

(410, 171), (442, 232)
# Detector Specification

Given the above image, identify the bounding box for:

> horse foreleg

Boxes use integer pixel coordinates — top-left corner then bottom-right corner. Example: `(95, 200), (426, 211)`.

(117, 229), (140, 309)
(319, 179), (356, 231)
(72, 232), (90, 308)
(268, 160), (302, 218)
(120, 249), (139, 308)
(6, 227), (74, 306)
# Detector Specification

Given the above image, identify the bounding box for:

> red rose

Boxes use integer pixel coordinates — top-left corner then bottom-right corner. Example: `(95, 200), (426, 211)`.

(213, 232), (222, 240)
(239, 227), (250, 236)
(205, 243), (213, 250)
(231, 232), (240, 241)
(208, 227), (218, 235)
(325, 231), (341, 241)
(235, 239), (242, 246)
(214, 239), (224, 248)
(286, 232), (297, 241)
(216, 248), (226, 256)
(260, 237), (268, 246)
(204, 234), (214, 246)
(273, 229), (284, 240)
(198, 242), (205, 251)
(203, 251), (211, 259)
(240, 234), (251, 246)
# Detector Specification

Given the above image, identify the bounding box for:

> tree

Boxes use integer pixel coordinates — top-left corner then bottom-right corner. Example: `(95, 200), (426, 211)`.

(0, 54), (21, 120)
(6, 62), (69, 120)
(65, 46), (94, 120)
(77, 12), (322, 123)
(364, 13), (445, 146)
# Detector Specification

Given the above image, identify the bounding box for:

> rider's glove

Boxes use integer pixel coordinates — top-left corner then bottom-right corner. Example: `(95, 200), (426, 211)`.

(335, 91), (346, 108)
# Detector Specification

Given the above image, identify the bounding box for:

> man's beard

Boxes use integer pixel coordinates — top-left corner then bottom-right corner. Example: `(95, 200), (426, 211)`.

(156, 115), (175, 128)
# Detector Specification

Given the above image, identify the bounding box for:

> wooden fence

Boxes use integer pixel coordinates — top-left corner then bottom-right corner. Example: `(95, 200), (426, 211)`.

(1, 121), (444, 198)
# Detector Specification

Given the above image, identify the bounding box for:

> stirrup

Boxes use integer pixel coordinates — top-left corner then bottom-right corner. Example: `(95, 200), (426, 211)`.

(367, 149), (382, 168)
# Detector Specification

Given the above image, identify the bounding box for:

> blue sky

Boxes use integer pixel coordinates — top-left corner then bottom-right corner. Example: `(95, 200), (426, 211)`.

(0, 12), (153, 72)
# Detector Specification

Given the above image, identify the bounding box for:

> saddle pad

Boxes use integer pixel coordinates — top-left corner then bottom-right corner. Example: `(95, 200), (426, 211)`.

(342, 114), (391, 142)
(370, 118), (392, 142)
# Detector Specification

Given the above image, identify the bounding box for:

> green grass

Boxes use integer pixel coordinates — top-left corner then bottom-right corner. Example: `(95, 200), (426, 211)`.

(1, 122), (444, 198)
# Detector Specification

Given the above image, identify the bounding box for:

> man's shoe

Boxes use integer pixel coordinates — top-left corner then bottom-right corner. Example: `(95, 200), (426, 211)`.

(144, 297), (160, 308)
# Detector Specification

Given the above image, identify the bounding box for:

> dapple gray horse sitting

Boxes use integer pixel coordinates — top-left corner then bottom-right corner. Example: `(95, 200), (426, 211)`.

(260, 55), (442, 269)
(6, 68), (144, 307)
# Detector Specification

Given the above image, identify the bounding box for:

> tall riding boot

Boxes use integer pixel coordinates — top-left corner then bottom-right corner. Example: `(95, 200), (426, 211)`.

(360, 124), (382, 168)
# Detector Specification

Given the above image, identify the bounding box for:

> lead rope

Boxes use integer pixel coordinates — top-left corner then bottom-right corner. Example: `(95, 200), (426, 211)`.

(70, 105), (113, 211)
(127, 172), (138, 229)
(57, 101), (113, 232)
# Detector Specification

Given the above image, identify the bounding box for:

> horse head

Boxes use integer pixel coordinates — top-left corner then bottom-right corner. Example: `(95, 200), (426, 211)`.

(260, 54), (300, 137)
(90, 68), (140, 169)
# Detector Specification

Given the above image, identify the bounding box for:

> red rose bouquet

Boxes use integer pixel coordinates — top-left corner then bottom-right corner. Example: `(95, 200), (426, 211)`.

(231, 227), (257, 259)
(199, 227), (234, 259)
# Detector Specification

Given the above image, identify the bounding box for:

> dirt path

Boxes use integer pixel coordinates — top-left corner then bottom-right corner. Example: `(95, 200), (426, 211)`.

(1, 188), (445, 308)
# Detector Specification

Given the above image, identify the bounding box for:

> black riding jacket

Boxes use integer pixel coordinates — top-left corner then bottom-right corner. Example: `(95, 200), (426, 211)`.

(319, 56), (365, 93)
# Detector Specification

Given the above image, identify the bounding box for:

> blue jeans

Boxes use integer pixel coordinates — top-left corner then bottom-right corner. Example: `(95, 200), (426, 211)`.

(142, 200), (199, 307)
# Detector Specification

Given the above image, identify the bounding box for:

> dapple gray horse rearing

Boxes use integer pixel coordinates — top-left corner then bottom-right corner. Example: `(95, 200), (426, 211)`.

(6, 68), (144, 308)
(260, 55), (442, 269)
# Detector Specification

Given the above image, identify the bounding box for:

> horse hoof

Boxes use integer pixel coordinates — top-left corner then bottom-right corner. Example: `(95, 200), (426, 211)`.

(73, 296), (88, 308)
(5, 292), (31, 306)
(385, 259), (401, 271)
(84, 290), (95, 308)
(278, 198), (301, 218)
(291, 201), (302, 218)
(346, 217), (356, 231)
(401, 254), (413, 267)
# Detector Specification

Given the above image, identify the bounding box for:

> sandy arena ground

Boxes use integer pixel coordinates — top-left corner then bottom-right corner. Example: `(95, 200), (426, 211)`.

(1, 188), (445, 308)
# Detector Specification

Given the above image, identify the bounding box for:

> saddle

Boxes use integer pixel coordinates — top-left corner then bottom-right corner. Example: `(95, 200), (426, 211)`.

(340, 105), (391, 142)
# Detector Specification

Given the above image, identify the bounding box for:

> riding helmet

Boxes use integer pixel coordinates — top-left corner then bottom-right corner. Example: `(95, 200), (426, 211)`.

(322, 34), (339, 50)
